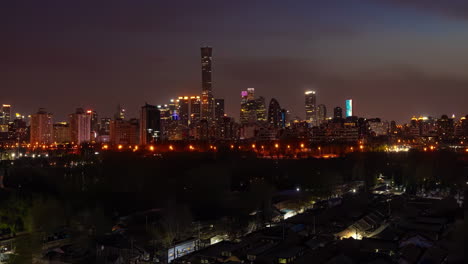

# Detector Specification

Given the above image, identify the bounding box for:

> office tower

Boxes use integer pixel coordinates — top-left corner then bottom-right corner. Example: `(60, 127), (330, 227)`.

(239, 88), (267, 124)
(190, 96), (201, 123)
(99, 118), (111, 135)
(255, 97), (267, 122)
(305, 90), (317, 125)
(201, 46), (214, 121)
(115, 104), (126, 120)
(140, 104), (161, 145)
(30, 108), (53, 144)
(87, 110), (99, 132)
(110, 118), (139, 145)
(69, 108), (91, 144)
(345, 99), (353, 117)
(247, 88), (255, 100)
(268, 98), (282, 128)
(214, 98), (225, 122)
(317, 104), (327, 125)
(53, 122), (71, 143)
(178, 97), (190, 125)
(1, 104), (11, 125)
(334, 107), (343, 119)
(462, 115), (468, 136)
(280, 109), (288, 128)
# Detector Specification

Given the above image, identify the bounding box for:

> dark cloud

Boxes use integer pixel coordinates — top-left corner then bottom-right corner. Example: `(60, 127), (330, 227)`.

(382, 0), (468, 20)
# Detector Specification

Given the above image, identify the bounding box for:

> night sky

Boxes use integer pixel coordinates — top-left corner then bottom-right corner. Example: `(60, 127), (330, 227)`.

(2, 0), (467, 123)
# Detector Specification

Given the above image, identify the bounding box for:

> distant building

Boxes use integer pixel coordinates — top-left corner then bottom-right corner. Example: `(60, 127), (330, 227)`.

(69, 108), (91, 144)
(305, 90), (317, 125)
(140, 104), (161, 145)
(334, 107), (343, 119)
(214, 98), (225, 123)
(268, 98), (282, 128)
(110, 118), (139, 145)
(53, 122), (71, 143)
(99, 118), (111, 135)
(190, 96), (202, 124)
(115, 104), (126, 120)
(201, 46), (215, 121)
(345, 99), (353, 117)
(317, 104), (327, 126)
(1, 104), (11, 125)
(30, 108), (53, 144)
(239, 88), (266, 124)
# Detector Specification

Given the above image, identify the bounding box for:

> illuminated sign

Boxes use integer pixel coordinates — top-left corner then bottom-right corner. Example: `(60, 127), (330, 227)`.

(241, 91), (248, 97)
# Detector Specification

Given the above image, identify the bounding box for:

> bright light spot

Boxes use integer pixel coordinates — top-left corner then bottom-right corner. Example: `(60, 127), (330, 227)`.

(149, 146), (155, 151)
(169, 145), (174, 151)
(118, 145), (123, 150)
(352, 189), (356, 193)
(296, 187), (300, 192)
(300, 143), (304, 148)
(252, 144), (256, 149)
(94, 152), (99, 155)
(275, 143), (279, 148)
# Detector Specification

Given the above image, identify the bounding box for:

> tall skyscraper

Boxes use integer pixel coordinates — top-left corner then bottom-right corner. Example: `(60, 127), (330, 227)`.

(201, 46), (214, 121)
(214, 98), (225, 122)
(334, 107), (343, 119)
(140, 104), (161, 145)
(1, 104), (11, 125)
(239, 88), (266, 124)
(30, 108), (53, 144)
(346, 99), (353, 117)
(268, 98), (282, 128)
(317, 104), (327, 125)
(69, 108), (91, 144)
(305, 90), (317, 125)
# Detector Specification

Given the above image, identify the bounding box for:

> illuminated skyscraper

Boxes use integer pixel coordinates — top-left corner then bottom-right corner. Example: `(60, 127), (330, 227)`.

(239, 88), (266, 124)
(30, 108), (53, 144)
(305, 90), (317, 125)
(53, 122), (71, 143)
(201, 46), (214, 121)
(346, 99), (353, 117)
(69, 108), (91, 144)
(140, 104), (161, 145)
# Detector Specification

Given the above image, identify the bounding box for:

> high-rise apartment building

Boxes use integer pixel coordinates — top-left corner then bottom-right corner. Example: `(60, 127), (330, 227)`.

(69, 108), (91, 144)
(30, 108), (53, 144)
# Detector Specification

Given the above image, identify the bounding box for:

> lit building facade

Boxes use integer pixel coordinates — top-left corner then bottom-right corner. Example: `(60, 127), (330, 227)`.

(346, 99), (353, 117)
(305, 90), (317, 125)
(69, 108), (91, 144)
(110, 118), (139, 145)
(30, 108), (53, 144)
(201, 46), (214, 121)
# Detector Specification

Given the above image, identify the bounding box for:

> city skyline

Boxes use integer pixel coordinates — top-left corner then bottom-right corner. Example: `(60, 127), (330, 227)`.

(2, 1), (468, 123)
